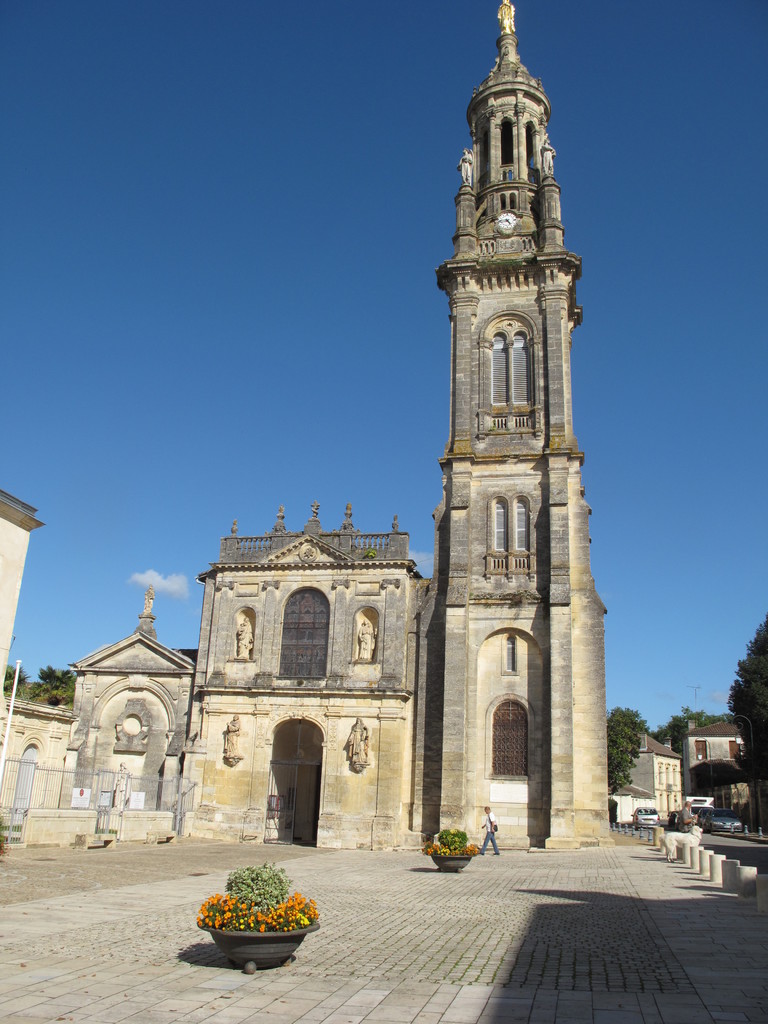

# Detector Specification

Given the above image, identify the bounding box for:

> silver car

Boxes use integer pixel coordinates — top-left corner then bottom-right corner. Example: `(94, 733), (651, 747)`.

(703, 809), (744, 834)
(633, 807), (660, 826)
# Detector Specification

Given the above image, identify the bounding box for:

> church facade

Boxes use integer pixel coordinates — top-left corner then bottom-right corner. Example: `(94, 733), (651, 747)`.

(68, 3), (611, 850)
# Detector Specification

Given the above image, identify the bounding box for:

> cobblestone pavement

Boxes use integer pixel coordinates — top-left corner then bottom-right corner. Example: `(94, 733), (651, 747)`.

(0, 838), (766, 1023)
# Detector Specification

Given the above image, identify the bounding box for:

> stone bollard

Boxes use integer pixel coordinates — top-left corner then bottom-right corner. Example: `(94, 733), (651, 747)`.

(710, 853), (726, 885)
(738, 865), (758, 898)
(721, 859), (741, 893)
(757, 876), (768, 913)
(684, 844), (696, 868)
(652, 826), (664, 848)
(697, 847), (711, 876)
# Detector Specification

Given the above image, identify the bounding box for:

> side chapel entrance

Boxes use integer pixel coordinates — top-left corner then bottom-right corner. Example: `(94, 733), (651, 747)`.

(265, 718), (323, 845)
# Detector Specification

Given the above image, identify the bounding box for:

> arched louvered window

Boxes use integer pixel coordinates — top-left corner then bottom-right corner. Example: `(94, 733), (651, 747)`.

(514, 498), (529, 551)
(492, 701), (528, 776)
(494, 499), (508, 552)
(511, 334), (530, 405)
(492, 335), (508, 404)
(500, 121), (514, 166)
(279, 589), (329, 678)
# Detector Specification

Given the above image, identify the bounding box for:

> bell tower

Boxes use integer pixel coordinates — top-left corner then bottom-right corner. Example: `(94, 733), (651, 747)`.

(420, 2), (610, 848)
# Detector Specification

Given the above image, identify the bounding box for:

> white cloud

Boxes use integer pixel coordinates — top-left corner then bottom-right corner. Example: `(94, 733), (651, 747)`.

(410, 550), (434, 577)
(128, 569), (189, 601)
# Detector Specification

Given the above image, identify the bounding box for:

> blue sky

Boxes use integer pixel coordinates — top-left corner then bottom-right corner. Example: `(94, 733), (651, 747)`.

(2, 0), (767, 732)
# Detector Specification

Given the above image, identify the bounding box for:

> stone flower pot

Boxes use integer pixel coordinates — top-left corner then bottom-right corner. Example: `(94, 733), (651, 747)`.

(202, 923), (320, 972)
(429, 853), (474, 872)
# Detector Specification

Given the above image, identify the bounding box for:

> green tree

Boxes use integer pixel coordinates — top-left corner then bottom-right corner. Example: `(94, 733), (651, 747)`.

(649, 706), (730, 755)
(3, 664), (30, 697)
(729, 612), (768, 780)
(606, 707), (648, 795)
(25, 666), (77, 707)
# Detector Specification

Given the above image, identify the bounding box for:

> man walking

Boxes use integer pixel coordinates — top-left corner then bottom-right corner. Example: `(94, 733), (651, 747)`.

(479, 805), (500, 855)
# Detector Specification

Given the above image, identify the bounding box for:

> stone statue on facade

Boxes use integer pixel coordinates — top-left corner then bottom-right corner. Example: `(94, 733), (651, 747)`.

(236, 616), (253, 660)
(458, 147), (474, 186)
(541, 133), (556, 177)
(346, 717), (369, 773)
(224, 715), (243, 764)
(143, 586), (155, 616)
(114, 762), (131, 809)
(231, 519), (238, 535)
(357, 619), (376, 662)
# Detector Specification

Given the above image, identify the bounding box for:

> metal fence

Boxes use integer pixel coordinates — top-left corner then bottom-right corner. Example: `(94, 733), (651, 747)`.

(0, 759), (196, 845)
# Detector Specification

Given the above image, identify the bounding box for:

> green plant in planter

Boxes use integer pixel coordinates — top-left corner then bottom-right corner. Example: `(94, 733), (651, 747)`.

(422, 828), (479, 857)
(225, 863), (289, 912)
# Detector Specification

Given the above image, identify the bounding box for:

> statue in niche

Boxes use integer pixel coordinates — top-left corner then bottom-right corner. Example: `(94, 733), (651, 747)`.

(357, 618), (376, 662)
(541, 133), (556, 177)
(143, 586), (155, 616)
(458, 147), (474, 186)
(346, 718), (369, 773)
(224, 715), (243, 764)
(236, 616), (253, 660)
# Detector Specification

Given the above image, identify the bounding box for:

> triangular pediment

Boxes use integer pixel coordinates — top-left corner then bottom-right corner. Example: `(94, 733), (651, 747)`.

(266, 535), (354, 566)
(73, 632), (196, 675)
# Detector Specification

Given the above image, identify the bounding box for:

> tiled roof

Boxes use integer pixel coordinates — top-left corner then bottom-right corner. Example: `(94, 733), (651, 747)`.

(640, 734), (681, 759)
(616, 785), (655, 798)
(687, 722), (738, 737)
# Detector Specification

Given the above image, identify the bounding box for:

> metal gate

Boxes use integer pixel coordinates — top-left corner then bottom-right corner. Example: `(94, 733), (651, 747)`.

(264, 762), (297, 844)
(173, 777), (196, 836)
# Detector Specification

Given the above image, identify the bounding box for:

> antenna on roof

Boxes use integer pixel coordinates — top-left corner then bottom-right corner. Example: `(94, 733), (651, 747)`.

(687, 685), (701, 713)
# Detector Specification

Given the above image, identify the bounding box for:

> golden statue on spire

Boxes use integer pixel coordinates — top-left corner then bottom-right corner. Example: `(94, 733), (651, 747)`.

(498, 1), (515, 34)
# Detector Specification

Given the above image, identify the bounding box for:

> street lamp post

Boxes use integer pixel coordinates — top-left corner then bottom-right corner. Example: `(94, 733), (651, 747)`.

(733, 715), (760, 832)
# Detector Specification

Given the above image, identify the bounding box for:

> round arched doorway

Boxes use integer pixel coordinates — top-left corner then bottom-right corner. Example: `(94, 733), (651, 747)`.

(265, 719), (323, 845)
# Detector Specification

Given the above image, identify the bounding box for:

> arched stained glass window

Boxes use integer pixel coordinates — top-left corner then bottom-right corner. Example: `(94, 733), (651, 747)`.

(492, 700), (528, 776)
(279, 589), (329, 678)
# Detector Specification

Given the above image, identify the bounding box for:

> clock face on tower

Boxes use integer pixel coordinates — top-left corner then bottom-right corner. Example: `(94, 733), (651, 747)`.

(495, 212), (518, 236)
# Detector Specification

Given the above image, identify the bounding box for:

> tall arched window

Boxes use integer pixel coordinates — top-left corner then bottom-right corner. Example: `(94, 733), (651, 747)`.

(279, 589), (329, 678)
(511, 333), (530, 405)
(493, 499), (508, 551)
(513, 498), (529, 551)
(500, 120), (514, 166)
(492, 334), (508, 404)
(492, 701), (528, 776)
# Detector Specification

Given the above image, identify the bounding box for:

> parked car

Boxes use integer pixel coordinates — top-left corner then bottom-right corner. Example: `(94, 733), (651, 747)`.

(703, 808), (744, 834)
(632, 807), (660, 826)
(695, 805), (715, 827)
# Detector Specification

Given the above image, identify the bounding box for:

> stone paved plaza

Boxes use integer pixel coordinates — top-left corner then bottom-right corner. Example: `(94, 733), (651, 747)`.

(0, 838), (766, 1023)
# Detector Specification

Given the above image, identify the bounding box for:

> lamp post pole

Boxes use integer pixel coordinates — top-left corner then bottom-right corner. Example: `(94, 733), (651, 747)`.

(733, 715), (760, 832)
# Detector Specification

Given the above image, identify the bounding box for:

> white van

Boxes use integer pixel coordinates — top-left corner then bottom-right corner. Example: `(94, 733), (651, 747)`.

(687, 796), (714, 812)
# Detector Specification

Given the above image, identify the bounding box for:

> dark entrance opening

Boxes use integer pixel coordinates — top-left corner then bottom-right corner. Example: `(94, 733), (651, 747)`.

(265, 719), (323, 845)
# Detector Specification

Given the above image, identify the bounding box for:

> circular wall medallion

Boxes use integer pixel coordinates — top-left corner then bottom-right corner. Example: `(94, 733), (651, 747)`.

(299, 543), (318, 562)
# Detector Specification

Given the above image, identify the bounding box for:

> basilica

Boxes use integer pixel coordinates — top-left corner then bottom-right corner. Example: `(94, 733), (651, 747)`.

(64, 3), (611, 851)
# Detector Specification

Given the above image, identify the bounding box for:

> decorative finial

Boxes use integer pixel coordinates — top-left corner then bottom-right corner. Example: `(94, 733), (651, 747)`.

(231, 519), (238, 535)
(311, 500), (320, 520)
(143, 586), (155, 616)
(340, 503), (356, 533)
(272, 505), (287, 534)
(392, 515), (399, 533)
(498, 0), (515, 34)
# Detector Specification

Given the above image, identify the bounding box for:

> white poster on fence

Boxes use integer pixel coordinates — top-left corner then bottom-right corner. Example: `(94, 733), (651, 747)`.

(128, 791), (146, 810)
(71, 787), (91, 808)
